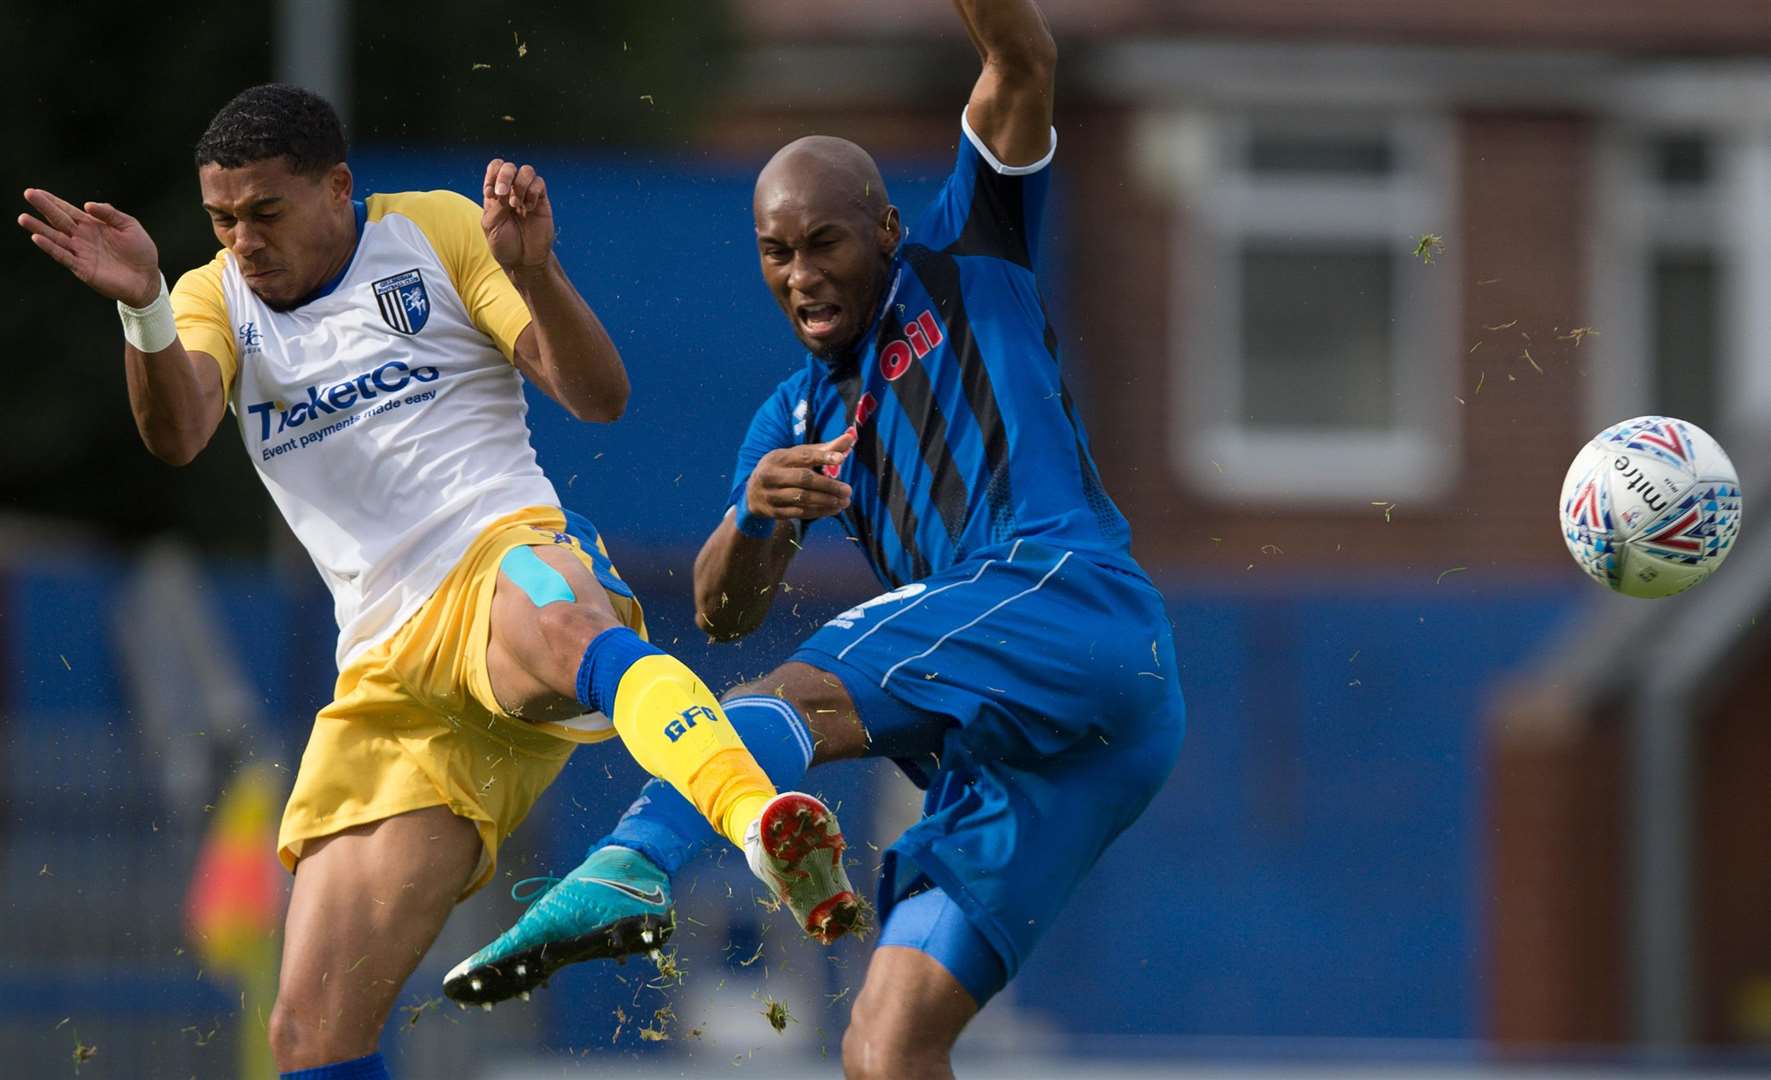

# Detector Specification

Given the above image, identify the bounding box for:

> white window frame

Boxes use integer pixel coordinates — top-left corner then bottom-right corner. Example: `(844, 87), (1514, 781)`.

(1143, 108), (1460, 502)
(1587, 77), (1771, 449)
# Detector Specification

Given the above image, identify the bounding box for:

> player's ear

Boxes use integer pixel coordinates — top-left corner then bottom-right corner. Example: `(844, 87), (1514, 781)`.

(327, 162), (354, 205)
(878, 205), (902, 259)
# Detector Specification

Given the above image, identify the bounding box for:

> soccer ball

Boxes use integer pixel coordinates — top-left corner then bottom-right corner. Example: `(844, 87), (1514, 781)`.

(1559, 415), (1742, 598)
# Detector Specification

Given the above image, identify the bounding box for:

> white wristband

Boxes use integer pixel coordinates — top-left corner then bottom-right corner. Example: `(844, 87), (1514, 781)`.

(117, 273), (178, 353)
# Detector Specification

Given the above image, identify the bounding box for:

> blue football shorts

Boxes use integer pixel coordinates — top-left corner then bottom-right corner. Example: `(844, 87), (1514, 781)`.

(791, 538), (1186, 1001)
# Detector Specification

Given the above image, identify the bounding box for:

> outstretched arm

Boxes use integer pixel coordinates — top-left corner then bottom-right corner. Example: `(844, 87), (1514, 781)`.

(17, 188), (226, 465)
(954, 0), (1057, 168)
(481, 159), (630, 422)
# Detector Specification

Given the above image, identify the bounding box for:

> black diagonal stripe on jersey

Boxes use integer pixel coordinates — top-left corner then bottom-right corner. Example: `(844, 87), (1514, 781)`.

(1046, 319), (1089, 470)
(877, 306), (971, 545)
(944, 160), (1031, 268)
(1059, 381), (1111, 496)
(837, 505), (888, 587)
(864, 427), (931, 585)
(905, 246), (1013, 536)
(1050, 323), (1126, 540)
(848, 401), (928, 586)
(829, 366), (895, 585)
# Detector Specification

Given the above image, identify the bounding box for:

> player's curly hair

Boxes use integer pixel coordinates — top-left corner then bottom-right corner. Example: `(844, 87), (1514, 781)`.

(194, 83), (347, 175)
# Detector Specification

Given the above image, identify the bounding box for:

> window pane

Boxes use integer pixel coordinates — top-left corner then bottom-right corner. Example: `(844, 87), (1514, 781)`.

(1651, 250), (1719, 432)
(1651, 134), (1712, 188)
(1240, 245), (1394, 430)
(1247, 132), (1393, 177)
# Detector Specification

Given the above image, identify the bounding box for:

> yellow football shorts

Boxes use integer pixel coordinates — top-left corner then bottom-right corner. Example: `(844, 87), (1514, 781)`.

(277, 505), (645, 898)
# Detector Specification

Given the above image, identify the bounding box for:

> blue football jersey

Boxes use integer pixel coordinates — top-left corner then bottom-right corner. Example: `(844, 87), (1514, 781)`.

(730, 114), (1135, 589)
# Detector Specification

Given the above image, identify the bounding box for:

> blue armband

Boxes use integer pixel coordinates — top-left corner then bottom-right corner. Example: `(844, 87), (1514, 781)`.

(733, 495), (775, 539)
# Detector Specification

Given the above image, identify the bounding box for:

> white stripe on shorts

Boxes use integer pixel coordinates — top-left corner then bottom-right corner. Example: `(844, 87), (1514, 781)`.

(879, 549), (1073, 689)
(836, 539), (1023, 663)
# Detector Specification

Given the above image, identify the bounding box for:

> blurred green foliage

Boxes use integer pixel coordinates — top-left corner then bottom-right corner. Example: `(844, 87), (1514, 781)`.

(353, 2), (733, 147)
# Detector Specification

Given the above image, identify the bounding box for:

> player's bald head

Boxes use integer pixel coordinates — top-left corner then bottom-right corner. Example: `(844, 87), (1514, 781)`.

(751, 135), (903, 357)
(753, 136), (889, 229)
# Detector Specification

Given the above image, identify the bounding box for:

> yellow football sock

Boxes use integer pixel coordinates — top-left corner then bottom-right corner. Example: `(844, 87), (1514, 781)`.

(608, 653), (776, 848)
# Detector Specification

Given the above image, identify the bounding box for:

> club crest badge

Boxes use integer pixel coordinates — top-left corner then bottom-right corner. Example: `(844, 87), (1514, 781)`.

(372, 269), (430, 335)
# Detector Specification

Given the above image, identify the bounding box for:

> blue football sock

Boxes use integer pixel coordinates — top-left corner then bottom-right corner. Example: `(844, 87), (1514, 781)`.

(598, 694), (815, 874)
(575, 626), (663, 714)
(281, 1051), (390, 1080)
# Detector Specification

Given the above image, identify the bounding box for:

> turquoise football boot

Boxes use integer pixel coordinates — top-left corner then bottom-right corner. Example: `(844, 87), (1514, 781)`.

(443, 845), (673, 1007)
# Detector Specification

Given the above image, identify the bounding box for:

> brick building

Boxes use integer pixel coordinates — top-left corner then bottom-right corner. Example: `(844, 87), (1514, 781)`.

(715, 0), (1771, 1050)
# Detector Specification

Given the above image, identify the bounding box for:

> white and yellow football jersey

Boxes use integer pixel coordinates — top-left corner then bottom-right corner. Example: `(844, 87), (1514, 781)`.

(171, 191), (558, 668)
